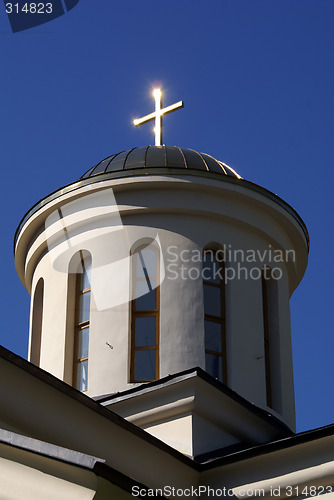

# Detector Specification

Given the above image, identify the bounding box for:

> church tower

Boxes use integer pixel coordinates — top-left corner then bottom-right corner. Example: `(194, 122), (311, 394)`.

(14, 91), (308, 458)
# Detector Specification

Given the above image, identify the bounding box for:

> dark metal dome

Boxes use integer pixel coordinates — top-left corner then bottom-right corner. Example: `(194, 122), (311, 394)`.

(79, 146), (241, 180)
(14, 145), (311, 252)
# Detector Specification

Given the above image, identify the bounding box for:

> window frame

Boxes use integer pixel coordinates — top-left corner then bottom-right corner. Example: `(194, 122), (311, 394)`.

(262, 267), (273, 408)
(73, 254), (91, 392)
(130, 244), (160, 383)
(203, 249), (227, 384)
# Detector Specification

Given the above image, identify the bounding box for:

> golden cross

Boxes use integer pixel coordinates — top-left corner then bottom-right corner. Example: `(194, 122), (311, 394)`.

(133, 89), (184, 146)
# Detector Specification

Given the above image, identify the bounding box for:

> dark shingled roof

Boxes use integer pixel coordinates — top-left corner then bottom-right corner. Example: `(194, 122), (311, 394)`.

(79, 146), (241, 180)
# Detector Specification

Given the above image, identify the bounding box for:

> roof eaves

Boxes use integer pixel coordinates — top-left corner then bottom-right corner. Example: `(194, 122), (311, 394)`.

(0, 428), (103, 469)
(0, 428), (164, 497)
(201, 422), (334, 470)
(98, 366), (293, 437)
(0, 345), (199, 471)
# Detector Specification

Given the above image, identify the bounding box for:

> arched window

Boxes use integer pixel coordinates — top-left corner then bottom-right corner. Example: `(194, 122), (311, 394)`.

(203, 250), (226, 383)
(262, 266), (279, 410)
(130, 244), (159, 382)
(73, 254), (92, 392)
(30, 278), (44, 366)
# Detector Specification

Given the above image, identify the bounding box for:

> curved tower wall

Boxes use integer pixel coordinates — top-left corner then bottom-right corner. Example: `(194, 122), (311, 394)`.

(15, 173), (308, 431)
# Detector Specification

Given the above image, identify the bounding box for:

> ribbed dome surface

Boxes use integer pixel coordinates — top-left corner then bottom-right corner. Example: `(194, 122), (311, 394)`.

(80, 146), (241, 180)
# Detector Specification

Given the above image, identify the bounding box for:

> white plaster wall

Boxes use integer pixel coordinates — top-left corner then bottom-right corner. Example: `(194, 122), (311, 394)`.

(29, 253), (68, 380)
(0, 452), (96, 500)
(144, 414), (193, 456)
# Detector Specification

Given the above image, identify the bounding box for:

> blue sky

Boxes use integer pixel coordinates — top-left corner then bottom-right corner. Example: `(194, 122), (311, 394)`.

(0, 0), (333, 432)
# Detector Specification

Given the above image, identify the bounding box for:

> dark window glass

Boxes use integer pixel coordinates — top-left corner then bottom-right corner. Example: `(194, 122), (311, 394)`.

(203, 253), (221, 283)
(205, 353), (223, 381)
(262, 270), (278, 410)
(74, 254), (91, 392)
(136, 248), (157, 278)
(77, 327), (89, 360)
(135, 281), (156, 310)
(205, 320), (222, 353)
(203, 284), (221, 317)
(135, 317), (156, 347)
(203, 250), (226, 384)
(78, 291), (91, 324)
(77, 359), (88, 392)
(131, 244), (159, 382)
(82, 260), (92, 290)
(134, 350), (156, 381)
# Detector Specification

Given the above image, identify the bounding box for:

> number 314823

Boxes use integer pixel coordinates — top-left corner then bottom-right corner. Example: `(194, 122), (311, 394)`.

(6, 3), (53, 14)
